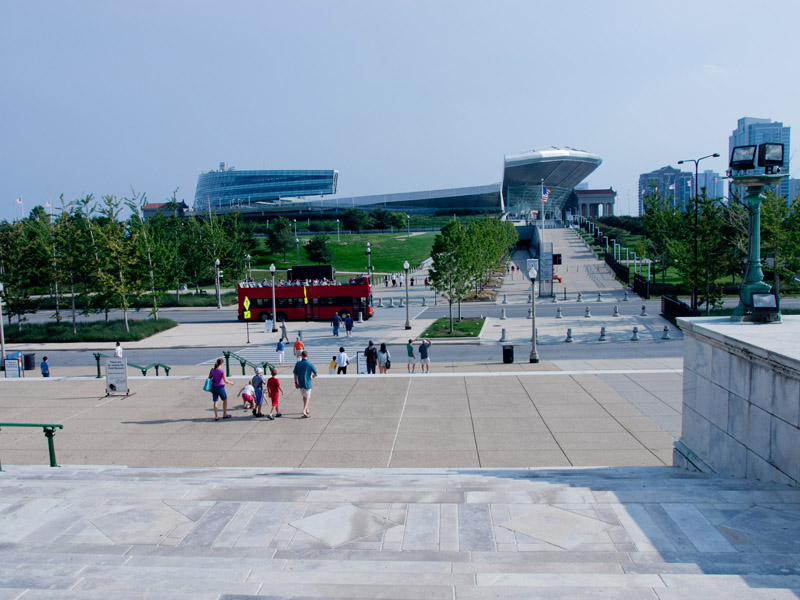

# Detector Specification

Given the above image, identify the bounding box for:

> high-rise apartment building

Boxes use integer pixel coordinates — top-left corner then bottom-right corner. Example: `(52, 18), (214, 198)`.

(697, 169), (724, 199)
(729, 117), (791, 198)
(638, 166), (693, 215)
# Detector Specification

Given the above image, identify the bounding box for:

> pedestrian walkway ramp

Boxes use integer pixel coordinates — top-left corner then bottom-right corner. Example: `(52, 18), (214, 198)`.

(2, 465), (799, 598)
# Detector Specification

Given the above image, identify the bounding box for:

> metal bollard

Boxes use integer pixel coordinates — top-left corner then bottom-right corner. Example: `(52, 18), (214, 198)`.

(556, 306), (563, 319)
(535, 327), (539, 341)
(597, 292), (602, 302)
(298, 331), (303, 341)
(577, 291), (583, 302)
(421, 297), (427, 306)
(527, 307), (532, 319)
(358, 311), (364, 323)
(613, 305), (619, 317)
(502, 293), (507, 304)
(564, 288), (567, 301)
(528, 293), (532, 303)
(551, 293), (557, 303)
(388, 297), (394, 308)
(631, 326), (640, 341)
(641, 305), (648, 316)
(585, 306), (591, 318)
(500, 328), (507, 342)
(377, 297), (383, 308)
(565, 328), (574, 343)
(500, 308), (507, 320)
(599, 326), (607, 341)
(662, 325), (671, 340)
(623, 290), (629, 302)
(399, 298), (405, 307)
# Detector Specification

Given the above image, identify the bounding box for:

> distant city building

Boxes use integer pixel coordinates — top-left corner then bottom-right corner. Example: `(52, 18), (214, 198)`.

(142, 201), (189, 220)
(638, 166), (693, 214)
(697, 169), (724, 199)
(789, 179), (800, 201)
(729, 117), (791, 198)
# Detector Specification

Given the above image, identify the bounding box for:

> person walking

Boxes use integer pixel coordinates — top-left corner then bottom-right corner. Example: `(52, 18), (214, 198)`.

(344, 314), (354, 338)
(293, 350), (317, 418)
(113, 342), (123, 358)
(275, 340), (285, 364)
(419, 339), (432, 373)
(331, 313), (341, 337)
(265, 368), (284, 420)
(364, 340), (378, 374)
(406, 339), (416, 373)
(279, 319), (288, 343)
(378, 343), (391, 374)
(336, 347), (349, 374)
(209, 357), (233, 421)
(293, 336), (304, 361)
(40, 356), (50, 378)
(251, 367), (268, 417)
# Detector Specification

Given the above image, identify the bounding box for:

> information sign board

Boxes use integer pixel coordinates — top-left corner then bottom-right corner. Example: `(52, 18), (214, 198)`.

(105, 358), (129, 396)
(4, 359), (20, 378)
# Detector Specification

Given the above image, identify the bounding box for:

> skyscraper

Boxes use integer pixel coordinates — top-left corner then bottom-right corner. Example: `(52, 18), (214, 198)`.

(697, 169), (724, 199)
(729, 117), (791, 198)
(638, 166), (693, 215)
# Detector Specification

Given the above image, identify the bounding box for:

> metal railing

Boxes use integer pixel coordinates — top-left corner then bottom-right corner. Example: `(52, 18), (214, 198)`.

(92, 353), (171, 379)
(0, 423), (64, 468)
(633, 273), (650, 299)
(604, 252), (630, 284)
(661, 294), (698, 322)
(222, 351), (274, 377)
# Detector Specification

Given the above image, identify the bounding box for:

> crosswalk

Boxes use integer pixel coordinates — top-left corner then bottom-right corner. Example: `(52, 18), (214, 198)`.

(200, 344), (368, 372)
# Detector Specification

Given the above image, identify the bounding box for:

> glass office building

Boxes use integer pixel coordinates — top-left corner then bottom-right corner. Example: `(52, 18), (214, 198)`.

(194, 164), (338, 212)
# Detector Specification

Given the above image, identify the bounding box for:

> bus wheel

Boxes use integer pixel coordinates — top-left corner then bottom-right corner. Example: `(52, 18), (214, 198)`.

(276, 312), (288, 323)
(259, 312), (271, 322)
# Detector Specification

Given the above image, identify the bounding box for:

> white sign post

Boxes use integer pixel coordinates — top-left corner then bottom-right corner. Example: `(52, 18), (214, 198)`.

(105, 357), (129, 396)
(4, 358), (20, 378)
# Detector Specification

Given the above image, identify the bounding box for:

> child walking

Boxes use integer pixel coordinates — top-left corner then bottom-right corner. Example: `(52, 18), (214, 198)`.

(328, 355), (337, 374)
(265, 368), (284, 420)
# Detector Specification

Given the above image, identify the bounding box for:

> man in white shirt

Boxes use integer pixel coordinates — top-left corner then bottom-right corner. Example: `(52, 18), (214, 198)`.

(336, 347), (350, 374)
(113, 342), (123, 358)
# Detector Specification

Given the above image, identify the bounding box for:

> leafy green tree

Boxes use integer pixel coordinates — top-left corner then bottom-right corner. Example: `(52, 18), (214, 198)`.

(642, 184), (682, 283)
(389, 212), (407, 231)
(268, 216), (295, 260)
(0, 220), (40, 330)
(760, 190), (800, 296)
(370, 208), (392, 229)
(429, 220), (472, 332)
(305, 234), (333, 264)
(341, 208), (371, 232)
(55, 195), (97, 333)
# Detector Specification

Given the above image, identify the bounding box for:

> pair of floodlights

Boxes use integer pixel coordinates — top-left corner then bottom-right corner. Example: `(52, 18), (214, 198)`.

(729, 142), (784, 174)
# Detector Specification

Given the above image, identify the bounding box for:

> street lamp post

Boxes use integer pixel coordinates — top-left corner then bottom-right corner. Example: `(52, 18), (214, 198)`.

(0, 282), (5, 362)
(678, 152), (720, 312)
(214, 258), (221, 310)
(293, 219), (297, 238)
(366, 243), (371, 275)
(529, 267), (539, 363)
(336, 219), (340, 242)
(246, 254), (251, 280)
(406, 214), (410, 238)
(403, 260), (411, 330)
(295, 238), (300, 265)
(270, 263), (278, 332)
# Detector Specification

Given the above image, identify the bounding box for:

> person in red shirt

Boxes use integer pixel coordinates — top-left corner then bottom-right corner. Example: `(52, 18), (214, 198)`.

(265, 368), (285, 421)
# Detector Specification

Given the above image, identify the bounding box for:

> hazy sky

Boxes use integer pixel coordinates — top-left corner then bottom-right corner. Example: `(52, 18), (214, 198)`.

(2, 0), (799, 221)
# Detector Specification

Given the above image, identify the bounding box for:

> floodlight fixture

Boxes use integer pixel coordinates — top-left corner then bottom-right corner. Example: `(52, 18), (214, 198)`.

(758, 143), (784, 173)
(730, 145), (757, 171)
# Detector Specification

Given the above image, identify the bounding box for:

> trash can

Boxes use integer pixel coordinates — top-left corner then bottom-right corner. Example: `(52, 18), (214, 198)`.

(502, 345), (514, 364)
(23, 353), (36, 371)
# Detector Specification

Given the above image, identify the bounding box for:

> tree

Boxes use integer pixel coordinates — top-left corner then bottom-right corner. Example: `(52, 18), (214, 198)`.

(341, 208), (371, 232)
(428, 221), (472, 332)
(0, 220), (40, 330)
(641, 185), (682, 283)
(370, 208), (391, 230)
(760, 190), (800, 297)
(267, 216), (295, 260)
(389, 212), (407, 231)
(305, 234), (333, 264)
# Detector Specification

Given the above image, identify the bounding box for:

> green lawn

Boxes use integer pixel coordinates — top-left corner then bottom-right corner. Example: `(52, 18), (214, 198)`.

(421, 317), (484, 338)
(4, 318), (178, 343)
(251, 232), (436, 276)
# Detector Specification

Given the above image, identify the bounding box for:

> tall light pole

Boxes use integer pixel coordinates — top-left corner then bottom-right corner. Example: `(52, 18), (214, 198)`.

(529, 267), (539, 363)
(0, 282), (5, 362)
(403, 260), (411, 330)
(406, 214), (410, 238)
(246, 254), (251, 280)
(293, 218), (297, 238)
(336, 218), (340, 242)
(295, 238), (300, 265)
(214, 258), (221, 309)
(678, 152), (719, 312)
(366, 243), (371, 275)
(270, 263), (278, 332)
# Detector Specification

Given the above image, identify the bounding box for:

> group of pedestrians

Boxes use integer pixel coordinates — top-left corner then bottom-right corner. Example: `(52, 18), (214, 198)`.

(406, 338), (432, 373)
(330, 313), (355, 338)
(207, 359), (290, 421)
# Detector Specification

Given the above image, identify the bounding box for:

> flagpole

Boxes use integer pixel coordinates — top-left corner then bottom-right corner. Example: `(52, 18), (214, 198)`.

(540, 179), (545, 248)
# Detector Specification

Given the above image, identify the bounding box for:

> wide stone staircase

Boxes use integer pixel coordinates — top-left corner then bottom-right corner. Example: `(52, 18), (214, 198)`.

(2, 465), (799, 599)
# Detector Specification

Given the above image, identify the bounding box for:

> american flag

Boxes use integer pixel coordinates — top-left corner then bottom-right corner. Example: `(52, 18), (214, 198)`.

(15, 198), (22, 205)
(541, 188), (551, 203)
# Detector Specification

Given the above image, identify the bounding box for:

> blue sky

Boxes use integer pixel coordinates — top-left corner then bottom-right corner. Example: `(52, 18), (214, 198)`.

(2, 0), (798, 221)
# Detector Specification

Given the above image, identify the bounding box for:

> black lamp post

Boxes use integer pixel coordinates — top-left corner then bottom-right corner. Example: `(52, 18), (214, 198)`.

(270, 263), (277, 332)
(678, 152), (719, 312)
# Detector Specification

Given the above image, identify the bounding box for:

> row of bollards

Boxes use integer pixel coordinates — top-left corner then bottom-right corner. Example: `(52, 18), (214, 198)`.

(508, 325), (672, 343)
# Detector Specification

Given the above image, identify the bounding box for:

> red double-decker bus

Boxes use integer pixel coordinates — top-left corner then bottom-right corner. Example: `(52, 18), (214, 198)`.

(237, 277), (373, 322)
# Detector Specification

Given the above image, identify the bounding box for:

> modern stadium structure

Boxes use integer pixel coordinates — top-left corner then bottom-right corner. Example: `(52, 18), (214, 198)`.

(193, 148), (604, 219)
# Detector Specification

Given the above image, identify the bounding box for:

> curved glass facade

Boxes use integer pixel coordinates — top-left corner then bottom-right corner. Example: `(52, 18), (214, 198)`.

(194, 169), (338, 212)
